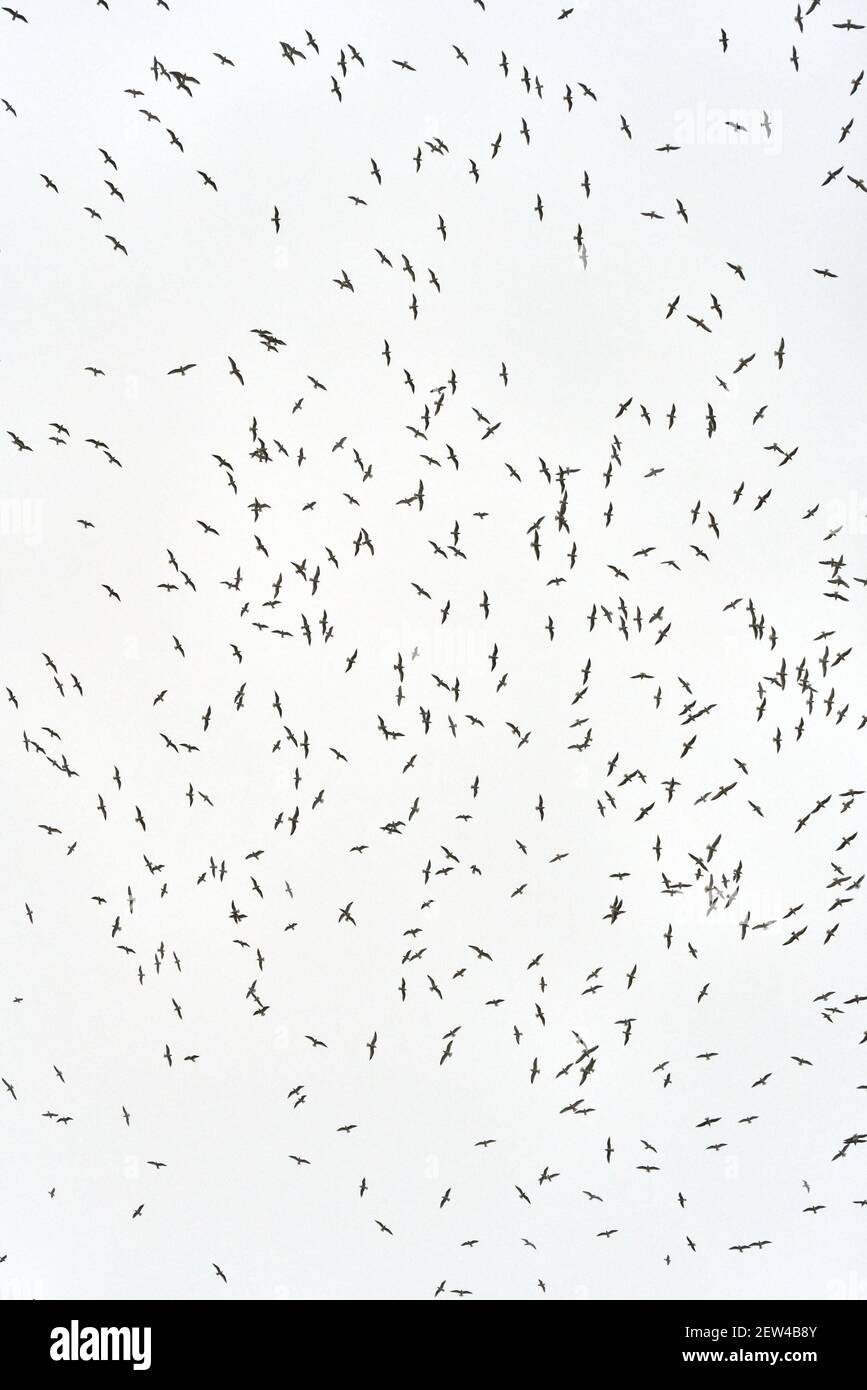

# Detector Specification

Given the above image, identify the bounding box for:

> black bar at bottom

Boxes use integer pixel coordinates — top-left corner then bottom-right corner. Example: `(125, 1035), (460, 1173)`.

(0, 1298), (860, 1374)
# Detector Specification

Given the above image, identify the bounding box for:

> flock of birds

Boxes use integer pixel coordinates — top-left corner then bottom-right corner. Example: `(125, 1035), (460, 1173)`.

(1, 1), (866, 1300)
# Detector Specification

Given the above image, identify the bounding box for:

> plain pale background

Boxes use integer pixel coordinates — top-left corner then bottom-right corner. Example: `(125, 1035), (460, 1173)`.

(1, 0), (866, 1300)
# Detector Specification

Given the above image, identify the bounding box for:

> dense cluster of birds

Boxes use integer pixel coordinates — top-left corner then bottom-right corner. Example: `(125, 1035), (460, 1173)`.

(2, 1), (866, 1300)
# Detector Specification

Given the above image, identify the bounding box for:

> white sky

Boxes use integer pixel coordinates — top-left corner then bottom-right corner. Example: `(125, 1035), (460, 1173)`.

(1, 0), (866, 1301)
